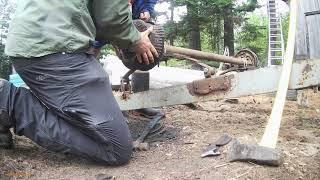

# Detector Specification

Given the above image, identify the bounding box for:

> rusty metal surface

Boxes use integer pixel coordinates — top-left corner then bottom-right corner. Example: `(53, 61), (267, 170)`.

(115, 60), (320, 111)
(187, 76), (232, 95)
(119, 69), (135, 100)
(234, 49), (258, 67)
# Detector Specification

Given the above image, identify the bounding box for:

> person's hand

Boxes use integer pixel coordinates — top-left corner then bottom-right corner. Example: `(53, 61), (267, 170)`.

(132, 26), (159, 65)
(140, 11), (151, 22)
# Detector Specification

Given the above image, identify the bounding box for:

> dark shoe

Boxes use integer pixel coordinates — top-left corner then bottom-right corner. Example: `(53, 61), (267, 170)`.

(0, 110), (13, 149)
(0, 79), (13, 149)
(126, 108), (165, 120)
(0, 130), (13, 149)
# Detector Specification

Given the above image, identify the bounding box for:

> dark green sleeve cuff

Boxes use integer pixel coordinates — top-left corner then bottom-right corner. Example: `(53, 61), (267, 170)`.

(93, 0), (141, 48)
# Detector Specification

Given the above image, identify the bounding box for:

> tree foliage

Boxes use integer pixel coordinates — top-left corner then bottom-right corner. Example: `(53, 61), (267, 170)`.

(163, 0), (258, 52)
(235, 14), (268, 66)
(161, 0), (291, 67)
(0, 45), (11, 79)
(0, 0), (15, 79)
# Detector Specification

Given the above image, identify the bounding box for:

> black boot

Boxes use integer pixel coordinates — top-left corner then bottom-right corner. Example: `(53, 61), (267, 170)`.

(0, 127), (13, 149)
(127, 71), (166, 119)
(134, 108), (164, 118)
(126, 108), (165, 120)
(0, 79), (13, 149)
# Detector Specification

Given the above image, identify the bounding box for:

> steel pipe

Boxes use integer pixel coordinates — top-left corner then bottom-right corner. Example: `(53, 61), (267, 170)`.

(165, 45), (249, 65)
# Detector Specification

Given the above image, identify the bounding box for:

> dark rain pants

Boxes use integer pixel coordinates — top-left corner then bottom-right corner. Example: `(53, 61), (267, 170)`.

(9, 53), (132, 165)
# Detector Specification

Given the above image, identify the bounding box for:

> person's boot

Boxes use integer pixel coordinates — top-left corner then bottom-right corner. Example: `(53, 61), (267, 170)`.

(128, 71), (165, 120)
(0, 79), (13, 149)
(126, 108), (165, 120)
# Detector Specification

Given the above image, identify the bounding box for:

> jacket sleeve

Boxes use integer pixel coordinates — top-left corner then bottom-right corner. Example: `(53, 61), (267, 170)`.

(143, 0), (157, 14)
(92, 0), (141, 48)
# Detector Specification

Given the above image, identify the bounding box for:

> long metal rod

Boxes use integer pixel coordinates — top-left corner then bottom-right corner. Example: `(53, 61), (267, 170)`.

(115, 60), (320, 111)
(165, 45), (248, 65)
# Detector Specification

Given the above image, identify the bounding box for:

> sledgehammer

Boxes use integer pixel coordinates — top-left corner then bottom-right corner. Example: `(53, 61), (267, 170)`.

(227, 0), (297, 166)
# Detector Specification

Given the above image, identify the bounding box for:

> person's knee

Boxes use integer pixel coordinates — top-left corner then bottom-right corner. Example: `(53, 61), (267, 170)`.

(98, 140), (133, 166)
(113, 137), (133, 165)
(95, 129), (133, 166)
(114, 148), (133, 165)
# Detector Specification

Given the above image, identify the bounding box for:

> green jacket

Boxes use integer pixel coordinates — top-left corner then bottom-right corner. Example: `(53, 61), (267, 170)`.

(5, 0), (140, 58)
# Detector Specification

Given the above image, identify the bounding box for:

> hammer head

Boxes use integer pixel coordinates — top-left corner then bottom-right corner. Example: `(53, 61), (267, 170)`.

(228, 140), (284, 166)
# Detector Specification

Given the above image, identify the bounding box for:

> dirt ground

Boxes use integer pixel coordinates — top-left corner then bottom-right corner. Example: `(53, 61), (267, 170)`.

(1, 90), (319, 180)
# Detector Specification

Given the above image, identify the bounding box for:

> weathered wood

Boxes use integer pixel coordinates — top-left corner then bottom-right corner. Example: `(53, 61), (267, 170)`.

(295, 0), (320, 59)
(260, 0), (297, 148)
(306, 14), (320, 59)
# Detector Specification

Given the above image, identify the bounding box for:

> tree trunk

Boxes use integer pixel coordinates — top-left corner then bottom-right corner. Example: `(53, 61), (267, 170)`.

(213, 15), (222, 54)
(189, 20), (201, 50)
(169, 0), (174, 46)
(187, 3), (201, 50)
(223, 5), (235, 56)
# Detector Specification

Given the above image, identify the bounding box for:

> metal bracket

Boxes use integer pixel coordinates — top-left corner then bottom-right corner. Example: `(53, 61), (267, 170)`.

(120, 69), (136, 100)
(187, 76), (232, 95)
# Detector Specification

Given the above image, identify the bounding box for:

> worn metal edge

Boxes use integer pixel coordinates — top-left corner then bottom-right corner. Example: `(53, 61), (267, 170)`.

(115, 60), (320, 110)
